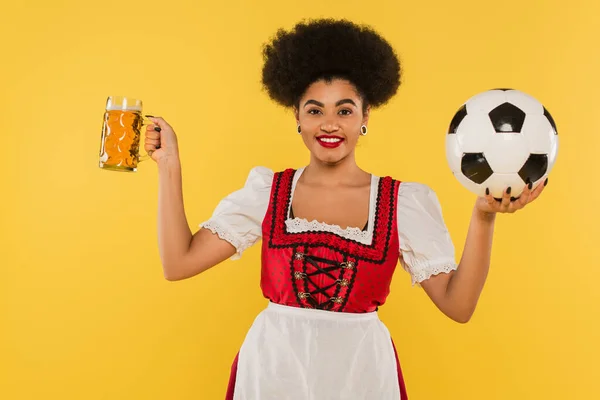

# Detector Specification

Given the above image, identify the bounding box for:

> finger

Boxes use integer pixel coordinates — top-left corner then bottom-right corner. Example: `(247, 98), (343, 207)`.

(530, 177), (548, 201)
(527, 180), (545, 203)
(145, 143), (158, 153)
(145, 141), (162, 156)
(146, 116), (172, 131)
(145, 138), (160, 147)
(518, 180), (533, 207)
(145, 122), (161, 130)
(484, 188), (496, 206)
(145, 129), (161, 140)
(500, 187), (512, 210)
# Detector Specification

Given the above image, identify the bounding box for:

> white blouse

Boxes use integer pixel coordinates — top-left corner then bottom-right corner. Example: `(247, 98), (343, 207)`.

(200, 166), (458, 286)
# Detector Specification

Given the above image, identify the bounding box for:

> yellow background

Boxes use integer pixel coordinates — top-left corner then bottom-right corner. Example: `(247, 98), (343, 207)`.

(1, 0), (598, 398)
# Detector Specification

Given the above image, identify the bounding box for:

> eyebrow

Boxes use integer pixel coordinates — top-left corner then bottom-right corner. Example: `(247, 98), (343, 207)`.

(303, 99), (357, 108)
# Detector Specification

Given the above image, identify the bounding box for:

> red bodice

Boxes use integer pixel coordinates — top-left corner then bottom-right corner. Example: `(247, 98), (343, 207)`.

(260, 169), (401, 313)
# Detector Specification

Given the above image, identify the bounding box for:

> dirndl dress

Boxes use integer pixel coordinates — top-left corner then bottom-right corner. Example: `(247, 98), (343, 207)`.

(200, 167), (458, 400)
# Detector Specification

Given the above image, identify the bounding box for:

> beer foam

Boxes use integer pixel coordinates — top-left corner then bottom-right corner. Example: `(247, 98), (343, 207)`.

(106, 97), (143, 111)
(106, 104), (142, 111)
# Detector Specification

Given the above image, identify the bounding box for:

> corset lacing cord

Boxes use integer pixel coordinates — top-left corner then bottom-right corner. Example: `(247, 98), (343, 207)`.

(293, 252), (355, 310)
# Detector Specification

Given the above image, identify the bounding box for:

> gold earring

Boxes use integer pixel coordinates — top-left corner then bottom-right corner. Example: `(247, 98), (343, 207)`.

(360, 125), (368, 136)
(297, 125), (301, 134)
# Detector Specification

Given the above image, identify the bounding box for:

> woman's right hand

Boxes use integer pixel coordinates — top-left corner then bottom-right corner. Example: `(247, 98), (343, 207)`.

(144, 116), (180, 163)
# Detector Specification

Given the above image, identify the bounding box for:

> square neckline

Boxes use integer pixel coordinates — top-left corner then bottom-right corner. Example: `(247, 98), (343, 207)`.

(284, 167), (378, 243)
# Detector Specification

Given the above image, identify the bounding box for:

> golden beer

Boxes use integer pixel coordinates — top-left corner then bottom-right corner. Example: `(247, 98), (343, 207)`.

(98, 96), (150, 172)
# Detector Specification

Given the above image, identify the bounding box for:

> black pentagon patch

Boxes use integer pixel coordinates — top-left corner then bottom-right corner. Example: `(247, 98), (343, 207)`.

(488, 102), (526, 133)
(461, 153), (493, 184)
(448, 104), (467, 134)
(491, 88), (513, 91)
(544, 107), (558, 135)
(518, 154), (548, 183)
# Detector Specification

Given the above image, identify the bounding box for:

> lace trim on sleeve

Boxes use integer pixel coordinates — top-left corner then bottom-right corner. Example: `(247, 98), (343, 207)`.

(403, 258), (458, 286)
(200, 220), (251, 259)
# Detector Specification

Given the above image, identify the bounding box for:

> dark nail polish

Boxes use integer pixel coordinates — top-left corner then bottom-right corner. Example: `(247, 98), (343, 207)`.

(510, 196), (516, 202)
(145, 114), (154, 118)
(528, 182), (533, 190)
(485, 188), (489, 195)
(154, 126), (162, 132)
(544, 178), (548, 186)
(507, 187), (512, 194)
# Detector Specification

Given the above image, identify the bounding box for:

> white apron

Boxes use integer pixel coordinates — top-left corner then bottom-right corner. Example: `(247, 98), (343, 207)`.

(233, 301), (401, 400)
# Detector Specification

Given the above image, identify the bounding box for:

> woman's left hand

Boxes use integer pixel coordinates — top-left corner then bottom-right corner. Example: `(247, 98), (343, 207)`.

(475, 178), (548, 214)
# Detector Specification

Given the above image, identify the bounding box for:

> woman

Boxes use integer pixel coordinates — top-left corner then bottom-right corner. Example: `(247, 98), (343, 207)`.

(144, 19), (546, 399)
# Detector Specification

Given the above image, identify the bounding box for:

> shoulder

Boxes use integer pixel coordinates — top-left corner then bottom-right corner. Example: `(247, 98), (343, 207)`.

(244, 166), (302, 182)
(236, 166), (275, 194)
(369, 173), (440, 205)
(395, 181), (446, 222)
(240, 166), (307, 196)
(374, 175), (441, 208)
(397, 181), (440, 203)
(245, 166), (275, 183)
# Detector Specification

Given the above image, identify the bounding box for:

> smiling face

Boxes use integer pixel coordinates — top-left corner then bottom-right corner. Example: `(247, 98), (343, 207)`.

(295, 78), (370, 166)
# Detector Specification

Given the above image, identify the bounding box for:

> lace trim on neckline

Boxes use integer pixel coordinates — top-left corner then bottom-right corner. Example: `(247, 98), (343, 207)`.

(285, 168), (376, 245)
(285, 217), (373, 245)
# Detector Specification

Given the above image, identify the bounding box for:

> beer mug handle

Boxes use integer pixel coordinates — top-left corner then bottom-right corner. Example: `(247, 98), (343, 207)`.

(139, 114), (160, 161)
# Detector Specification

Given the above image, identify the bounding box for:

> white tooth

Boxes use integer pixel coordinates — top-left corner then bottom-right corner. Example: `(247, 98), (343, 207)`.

(320, 138), (341, 143)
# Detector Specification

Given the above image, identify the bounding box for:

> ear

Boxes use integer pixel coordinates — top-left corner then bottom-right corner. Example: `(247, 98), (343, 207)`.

(293, 107), (299, 123)
(362, 105), (371, 126)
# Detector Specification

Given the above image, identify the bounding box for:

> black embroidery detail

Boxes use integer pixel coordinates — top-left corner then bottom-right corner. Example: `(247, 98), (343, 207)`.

(268, 171), (284, 246)
(338, 257), (358, 312)
(290, 245), (304, 307)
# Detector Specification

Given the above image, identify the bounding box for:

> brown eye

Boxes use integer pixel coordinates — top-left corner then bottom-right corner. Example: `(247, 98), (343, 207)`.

(339, 109), (352, 116)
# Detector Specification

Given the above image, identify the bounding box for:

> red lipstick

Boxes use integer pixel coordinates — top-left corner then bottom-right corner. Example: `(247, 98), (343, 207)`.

(316, 135), (344, 149)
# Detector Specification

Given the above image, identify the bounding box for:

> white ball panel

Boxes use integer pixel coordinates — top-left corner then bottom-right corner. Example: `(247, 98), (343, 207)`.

(484, 133), (530, 174)
(455, 112), (496, 153)
(521, 114), (555, 154)
(505, 90), (544, 115)
(465, 90), (508, 114)
(547, 135), (559, 174)
(445, 134), (463, 173)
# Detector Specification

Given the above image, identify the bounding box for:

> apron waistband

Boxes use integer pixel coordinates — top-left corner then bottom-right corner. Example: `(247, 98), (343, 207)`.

(266, 301), (379, 322)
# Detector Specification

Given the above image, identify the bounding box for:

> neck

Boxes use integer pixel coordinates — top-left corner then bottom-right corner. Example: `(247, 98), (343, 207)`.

(302, 153), (368, 186)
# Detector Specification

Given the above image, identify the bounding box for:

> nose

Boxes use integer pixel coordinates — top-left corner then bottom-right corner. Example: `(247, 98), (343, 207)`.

(320, 120), (340, 133)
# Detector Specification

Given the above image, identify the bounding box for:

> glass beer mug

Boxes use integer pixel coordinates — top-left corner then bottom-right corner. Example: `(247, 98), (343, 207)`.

(98, 96), (156, 172)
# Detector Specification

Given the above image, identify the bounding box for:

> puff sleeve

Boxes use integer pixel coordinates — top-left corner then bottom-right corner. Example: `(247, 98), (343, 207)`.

(199, 166), (273, 260)
(397, 182), (458, 286)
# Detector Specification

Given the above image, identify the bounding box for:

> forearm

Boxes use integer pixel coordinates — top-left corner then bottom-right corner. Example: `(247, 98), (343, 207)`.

(445, 205), (496, 320)
(157, 157), (193, 274)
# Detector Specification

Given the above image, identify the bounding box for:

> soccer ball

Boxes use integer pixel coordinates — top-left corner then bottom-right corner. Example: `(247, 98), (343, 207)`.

(445, 88), (559, 199)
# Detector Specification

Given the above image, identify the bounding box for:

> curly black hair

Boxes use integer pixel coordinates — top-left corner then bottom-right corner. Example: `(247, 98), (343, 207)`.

(261, 18), (402, 112)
